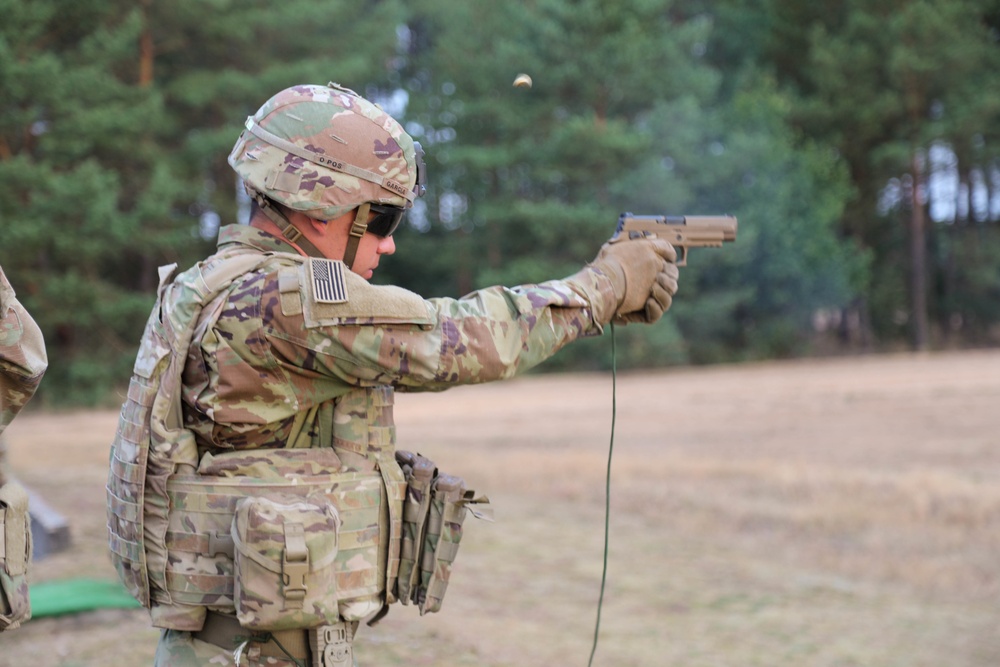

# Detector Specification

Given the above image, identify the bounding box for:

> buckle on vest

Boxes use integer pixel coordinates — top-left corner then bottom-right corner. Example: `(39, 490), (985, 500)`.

(207, 531), (235, 558)
(282, 523), (309, 606)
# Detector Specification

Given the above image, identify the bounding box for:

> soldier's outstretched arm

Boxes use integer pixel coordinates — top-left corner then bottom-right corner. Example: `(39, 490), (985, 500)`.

(260, 240), (677, 392)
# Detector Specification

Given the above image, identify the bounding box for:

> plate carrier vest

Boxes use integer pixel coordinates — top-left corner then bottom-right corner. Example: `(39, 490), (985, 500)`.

(105, 248), (407, 631)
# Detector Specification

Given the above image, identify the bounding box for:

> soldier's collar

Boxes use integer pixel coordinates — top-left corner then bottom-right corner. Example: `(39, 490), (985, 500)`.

(217, 224), (299, 254)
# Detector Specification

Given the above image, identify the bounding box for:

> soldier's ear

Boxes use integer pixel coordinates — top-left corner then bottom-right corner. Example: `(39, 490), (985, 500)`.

(287, 209), (334, 240)
(307, 216), (330, 236)
(313, 209), (357, 240)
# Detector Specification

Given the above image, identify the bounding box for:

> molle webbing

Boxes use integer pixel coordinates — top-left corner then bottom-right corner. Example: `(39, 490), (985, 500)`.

(0, 479), (32, 630)
(107, 250), (278, 614)
(394, 452), (492, 616)
(160, 458), (402, 614)
(329, 385), (405, 606)
(106, 248), (406, 631)
(154, 387), (405, 622)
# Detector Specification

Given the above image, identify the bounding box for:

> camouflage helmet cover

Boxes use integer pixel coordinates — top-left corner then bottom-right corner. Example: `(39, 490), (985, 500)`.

(228, 82), (424, 221)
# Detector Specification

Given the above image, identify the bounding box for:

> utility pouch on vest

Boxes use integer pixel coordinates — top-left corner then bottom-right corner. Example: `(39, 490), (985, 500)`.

(395, 451), (435, 605)
(394, 451), (492, 615)
(0, 480), (31, 631)
(232, 492), (340, 631)
(161, 446), (389, 623)
(417, 474), (468, 615)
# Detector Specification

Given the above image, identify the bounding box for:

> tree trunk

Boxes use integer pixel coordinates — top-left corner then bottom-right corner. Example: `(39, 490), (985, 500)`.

(910, 151), (930, 350)
(139, 0), (154, 87)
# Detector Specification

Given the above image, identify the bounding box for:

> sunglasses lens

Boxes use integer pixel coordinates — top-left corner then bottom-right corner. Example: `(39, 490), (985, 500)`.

(367, 205), (405, 238)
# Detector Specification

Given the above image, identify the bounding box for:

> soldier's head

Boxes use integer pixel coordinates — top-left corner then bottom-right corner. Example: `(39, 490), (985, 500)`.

(228, 82), (426, 277)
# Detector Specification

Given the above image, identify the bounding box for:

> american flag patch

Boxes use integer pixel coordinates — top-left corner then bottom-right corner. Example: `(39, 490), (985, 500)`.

(309, 258), (348, 304)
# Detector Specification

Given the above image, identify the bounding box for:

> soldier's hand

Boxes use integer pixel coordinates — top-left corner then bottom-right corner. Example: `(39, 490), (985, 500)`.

(591, 236), (679, 325)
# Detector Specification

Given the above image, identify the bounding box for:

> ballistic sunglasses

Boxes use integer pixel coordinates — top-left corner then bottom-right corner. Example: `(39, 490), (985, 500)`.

(366, 203), (406, 238)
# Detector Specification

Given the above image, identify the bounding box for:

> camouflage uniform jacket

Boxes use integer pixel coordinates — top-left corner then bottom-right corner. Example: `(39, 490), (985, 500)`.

(0, 266), (45, 632)
(180, 224), (618, 457)
(109, 223), (617, 632)
(0, 267), (47, 484)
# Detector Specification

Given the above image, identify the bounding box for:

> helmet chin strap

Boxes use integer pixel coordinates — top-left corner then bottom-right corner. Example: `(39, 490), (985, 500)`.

(248, 187), (370, 272)
(342, 202), (370, 271)
(249, 189), (329, 260)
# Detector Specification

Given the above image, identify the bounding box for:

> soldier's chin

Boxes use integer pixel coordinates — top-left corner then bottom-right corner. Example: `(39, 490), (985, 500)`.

(348, 266), (375, 279)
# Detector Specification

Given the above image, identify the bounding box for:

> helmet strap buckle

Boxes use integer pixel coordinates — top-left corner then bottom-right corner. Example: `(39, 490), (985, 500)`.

(281, 222), (303, 244)
(249, 187), (325, 258)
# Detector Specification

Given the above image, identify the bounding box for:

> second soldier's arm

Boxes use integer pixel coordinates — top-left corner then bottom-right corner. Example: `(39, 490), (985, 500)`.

(0, 268), (47, 440)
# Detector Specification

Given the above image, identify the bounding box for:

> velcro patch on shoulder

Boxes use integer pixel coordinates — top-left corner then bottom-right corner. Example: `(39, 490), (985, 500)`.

(309, 258), (348, 304)
(302, 266), (434, 329)
(278, 266), (303, 316)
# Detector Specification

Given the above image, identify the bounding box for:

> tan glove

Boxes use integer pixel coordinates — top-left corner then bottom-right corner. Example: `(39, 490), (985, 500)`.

(590, 237), (679, 324)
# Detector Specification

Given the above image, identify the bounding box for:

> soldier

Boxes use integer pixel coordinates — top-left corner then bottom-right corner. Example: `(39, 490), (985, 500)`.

(107, 82), (678, 666)
(0, 266), (48, 631)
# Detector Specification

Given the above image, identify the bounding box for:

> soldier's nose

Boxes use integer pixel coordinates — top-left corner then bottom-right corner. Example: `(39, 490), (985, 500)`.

(379, 235), (396, 255)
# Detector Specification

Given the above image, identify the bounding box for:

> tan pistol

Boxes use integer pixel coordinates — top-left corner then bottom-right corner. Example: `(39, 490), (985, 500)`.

(616, 213), (738, 266)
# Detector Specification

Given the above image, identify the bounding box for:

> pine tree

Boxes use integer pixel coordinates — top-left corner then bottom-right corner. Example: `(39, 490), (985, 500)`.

(713, 0), (1000, 349)
(0, 0), (179, 404)
(381, 0), (864, 365)
(0, 0), (408, 404)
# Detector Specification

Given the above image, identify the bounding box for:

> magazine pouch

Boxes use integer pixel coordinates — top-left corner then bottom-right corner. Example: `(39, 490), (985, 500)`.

(0, 480), (31, 631)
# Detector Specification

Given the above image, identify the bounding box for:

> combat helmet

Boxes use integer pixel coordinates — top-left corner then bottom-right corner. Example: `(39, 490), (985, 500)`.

(228, 82), (426, 268)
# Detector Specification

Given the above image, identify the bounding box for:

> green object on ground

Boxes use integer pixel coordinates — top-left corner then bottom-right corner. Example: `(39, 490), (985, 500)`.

(29, 578), (141, 618)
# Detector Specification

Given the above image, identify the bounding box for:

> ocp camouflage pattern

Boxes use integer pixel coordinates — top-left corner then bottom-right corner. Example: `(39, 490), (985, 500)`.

(232, 492), (341, 630)
(0, 266), (45, 633)
(0, 476), (31, 631)
(0, 266), (47, 444)
(111, 222), (617, 662)
(228, 83), (420, 220)
(155, 628), (302, 666)
(179, 224), (617, 457)
(417, 474), (468, 615)
(162, 447), (394, 619)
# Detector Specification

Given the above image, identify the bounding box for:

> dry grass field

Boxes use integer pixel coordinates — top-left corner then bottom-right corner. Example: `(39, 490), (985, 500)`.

(1, 349), (998, 666)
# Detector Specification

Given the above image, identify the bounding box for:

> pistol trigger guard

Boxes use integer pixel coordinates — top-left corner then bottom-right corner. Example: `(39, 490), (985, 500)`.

(675, 246), (688, 267)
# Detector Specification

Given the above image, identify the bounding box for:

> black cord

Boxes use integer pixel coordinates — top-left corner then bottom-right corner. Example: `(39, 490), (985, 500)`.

(587, 322), (616, 667)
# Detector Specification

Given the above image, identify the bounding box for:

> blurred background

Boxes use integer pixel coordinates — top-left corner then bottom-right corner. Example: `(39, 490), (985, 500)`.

(2, 0), (1000, 407)
(3, 3), (1000, 666)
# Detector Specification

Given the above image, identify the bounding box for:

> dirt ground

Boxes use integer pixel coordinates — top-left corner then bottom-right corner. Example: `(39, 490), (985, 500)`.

(1, 349), (999, 667)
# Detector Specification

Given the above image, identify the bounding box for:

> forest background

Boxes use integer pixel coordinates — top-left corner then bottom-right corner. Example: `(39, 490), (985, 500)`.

(2, 0), (1000, 406)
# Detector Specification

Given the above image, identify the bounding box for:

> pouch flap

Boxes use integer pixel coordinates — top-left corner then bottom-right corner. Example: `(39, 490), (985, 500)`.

(200, 448), (344, 481)
(232, 494), (340, 573)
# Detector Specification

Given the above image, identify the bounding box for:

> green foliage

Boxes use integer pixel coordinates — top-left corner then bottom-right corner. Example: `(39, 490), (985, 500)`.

(637, 75), (864, 361)
(934, 224), (1000, 344)
(0, 0), (183, 406)
(712, 0), (1000, 348)
(4, 0), (997, 405)
(545, 317), (688, 372)
(383, 1), (863, 368)
(0, 0), (406, 405)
